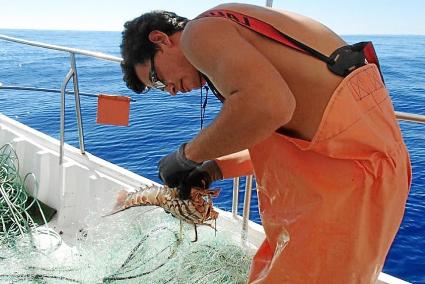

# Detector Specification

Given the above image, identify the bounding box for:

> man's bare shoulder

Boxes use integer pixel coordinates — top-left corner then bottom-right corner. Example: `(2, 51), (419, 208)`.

(180, 17), (240, 72)
(181, 16), (236, 49)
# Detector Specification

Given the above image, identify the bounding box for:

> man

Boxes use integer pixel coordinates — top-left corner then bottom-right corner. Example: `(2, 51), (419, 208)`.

(120, 3), (411, 283)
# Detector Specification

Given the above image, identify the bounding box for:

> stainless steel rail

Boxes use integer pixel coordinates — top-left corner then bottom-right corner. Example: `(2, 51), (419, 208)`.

(0, 83), (136, 100)
(396, 111), (425, 124)
(0, 34), (123, 164)
(70, 53), (85, 161)
(60, 69), (74, 163)
(0, 34), (122, 63)
(242, 175), (254, 237)
(232, 177), (240, 217)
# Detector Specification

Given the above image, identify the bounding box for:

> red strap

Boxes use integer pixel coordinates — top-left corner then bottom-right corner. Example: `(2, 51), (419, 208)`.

(363, 42), (385, 83)
(197, 9), (309, 55)
(363, 42), (378, 66)
(197, 9), (385, 84)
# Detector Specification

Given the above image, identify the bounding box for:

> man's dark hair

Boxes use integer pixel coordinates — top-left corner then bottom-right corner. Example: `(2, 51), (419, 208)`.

(120, 11), (189, 93)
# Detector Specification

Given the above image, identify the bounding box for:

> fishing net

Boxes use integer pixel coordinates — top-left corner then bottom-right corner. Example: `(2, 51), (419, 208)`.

(0, 143), (254, 283)
(102, 213), (253, 284)
(0, 143), (56, 246)
(0, 207), (254, 283)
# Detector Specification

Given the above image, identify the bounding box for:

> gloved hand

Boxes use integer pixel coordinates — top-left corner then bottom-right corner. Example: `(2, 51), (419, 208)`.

(158, 143), (201, 188)
(178, 160), (223, 199)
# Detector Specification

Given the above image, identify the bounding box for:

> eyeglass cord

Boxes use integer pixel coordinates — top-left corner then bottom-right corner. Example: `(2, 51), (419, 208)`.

(200, 85), (209, 130)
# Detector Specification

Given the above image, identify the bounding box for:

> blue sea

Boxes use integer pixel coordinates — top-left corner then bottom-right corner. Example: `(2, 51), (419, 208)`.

(0, 30), (424, 283)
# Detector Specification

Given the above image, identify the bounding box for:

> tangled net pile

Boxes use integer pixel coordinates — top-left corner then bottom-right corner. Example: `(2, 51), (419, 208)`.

(0, 143), (254, 283)
(0, 143), (46, 245)
(102, 224), (253, 283)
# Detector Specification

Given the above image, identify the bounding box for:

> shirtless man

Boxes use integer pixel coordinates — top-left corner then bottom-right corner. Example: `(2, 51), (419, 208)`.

(120, 3), (411, 283)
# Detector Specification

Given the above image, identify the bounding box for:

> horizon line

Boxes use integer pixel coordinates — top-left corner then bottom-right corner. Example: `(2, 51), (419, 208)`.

(1, 28), (424, 37)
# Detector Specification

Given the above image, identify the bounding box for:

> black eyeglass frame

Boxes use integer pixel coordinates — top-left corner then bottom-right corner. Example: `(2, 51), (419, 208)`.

(148, 55), (166, 92)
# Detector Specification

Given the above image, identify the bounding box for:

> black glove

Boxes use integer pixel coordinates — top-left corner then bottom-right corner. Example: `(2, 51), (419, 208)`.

(158, 143), (201, 188)
(179, 160), (223, 199)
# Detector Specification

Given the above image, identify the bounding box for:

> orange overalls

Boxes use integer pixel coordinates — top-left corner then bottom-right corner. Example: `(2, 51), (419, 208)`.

(200, 6), (412, 283)
(218, 64), (411, 283)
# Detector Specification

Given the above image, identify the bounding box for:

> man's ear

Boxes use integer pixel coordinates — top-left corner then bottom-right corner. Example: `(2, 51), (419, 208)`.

(148, 30), (171, 46)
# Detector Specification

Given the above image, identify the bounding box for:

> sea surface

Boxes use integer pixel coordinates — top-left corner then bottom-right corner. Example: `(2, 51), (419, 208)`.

(0, 30), (424, 283)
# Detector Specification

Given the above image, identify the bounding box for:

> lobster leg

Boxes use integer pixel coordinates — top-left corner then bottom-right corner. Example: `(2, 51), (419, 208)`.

(179, 220), (183, 242)
(191, 224), (198, 242)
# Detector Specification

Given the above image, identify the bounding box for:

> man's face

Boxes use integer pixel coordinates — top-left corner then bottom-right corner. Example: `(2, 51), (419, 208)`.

(134, 32), (205, 96)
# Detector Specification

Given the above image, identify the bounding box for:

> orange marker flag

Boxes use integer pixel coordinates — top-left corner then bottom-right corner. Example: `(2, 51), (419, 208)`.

(96, 94), (131, 126)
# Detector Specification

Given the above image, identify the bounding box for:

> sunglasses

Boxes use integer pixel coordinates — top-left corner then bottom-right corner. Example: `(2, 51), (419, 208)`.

(148, 55), (166, 91)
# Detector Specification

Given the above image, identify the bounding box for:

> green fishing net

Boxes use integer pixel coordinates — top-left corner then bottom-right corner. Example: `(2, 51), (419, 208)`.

(0, 144), (254, 283)
(0, 143), (56, 246)
(0, 207), (254, 283)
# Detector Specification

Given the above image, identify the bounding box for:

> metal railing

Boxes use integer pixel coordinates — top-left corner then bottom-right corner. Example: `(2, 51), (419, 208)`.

(0, 35), (122, 63)
(0, 34), (122, 164)
(1, 33), (425, 239)
(0, 83), (115, 98)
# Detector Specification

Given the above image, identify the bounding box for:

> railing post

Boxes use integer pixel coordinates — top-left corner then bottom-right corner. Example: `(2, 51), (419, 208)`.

(242, 175), (253, 241)
(59, 53), (87, 164)
(232, 177), (240, 217)
(60, 69), (73, 165)
(70, 53), (85, 155)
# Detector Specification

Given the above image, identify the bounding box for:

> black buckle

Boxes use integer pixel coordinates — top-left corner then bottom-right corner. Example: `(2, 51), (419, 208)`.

(327, 43), (368, 77)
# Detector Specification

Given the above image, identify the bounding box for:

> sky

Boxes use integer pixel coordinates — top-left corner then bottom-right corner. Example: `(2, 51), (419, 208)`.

(0, 0), (424, 35)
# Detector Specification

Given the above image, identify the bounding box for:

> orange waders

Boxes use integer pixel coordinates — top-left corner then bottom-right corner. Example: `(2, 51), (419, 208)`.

(243, 65), (411, 283)
(199, 7), (411, 283)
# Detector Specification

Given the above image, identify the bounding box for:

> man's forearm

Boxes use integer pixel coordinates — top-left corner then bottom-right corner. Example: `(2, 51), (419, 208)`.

(184, 91), (294, 162)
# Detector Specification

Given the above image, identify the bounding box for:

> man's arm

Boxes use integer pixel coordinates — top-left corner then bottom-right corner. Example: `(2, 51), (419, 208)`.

(181, 17), (296, 162)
